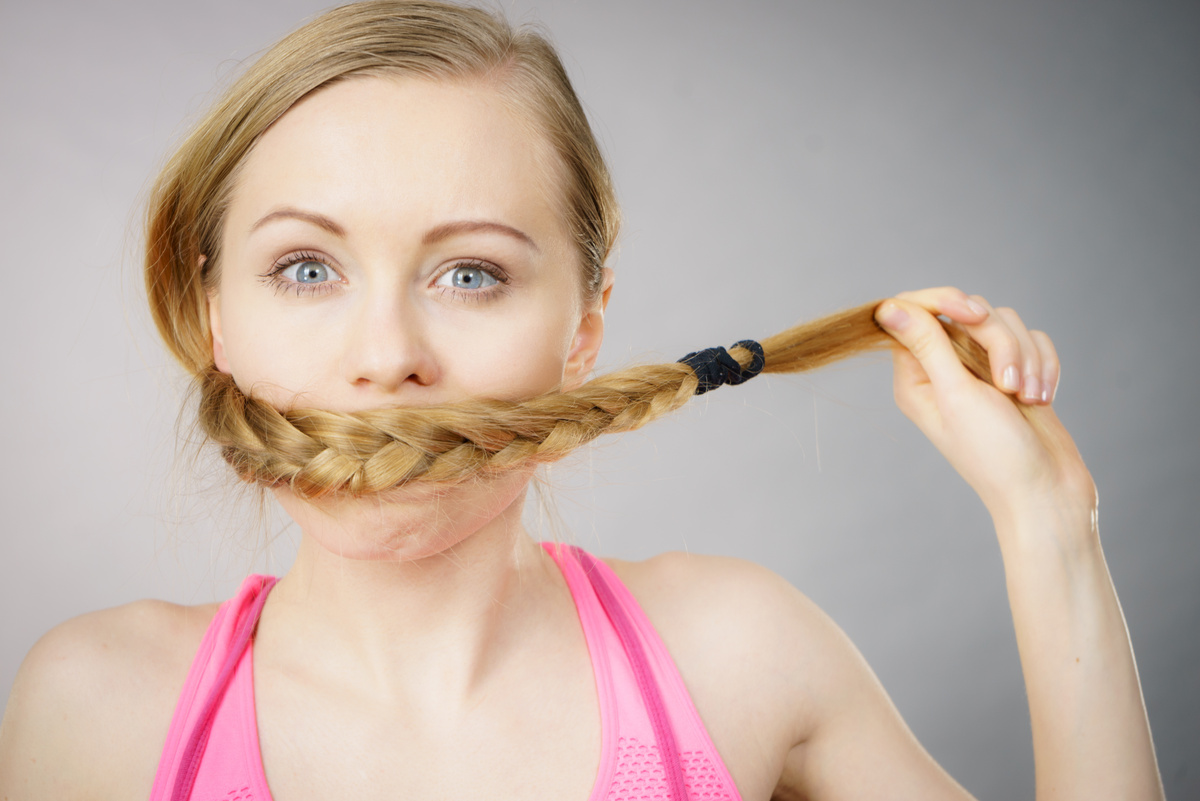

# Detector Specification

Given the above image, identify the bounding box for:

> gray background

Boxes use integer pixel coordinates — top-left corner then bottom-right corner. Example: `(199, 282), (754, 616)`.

(1, 0), (1197, 796)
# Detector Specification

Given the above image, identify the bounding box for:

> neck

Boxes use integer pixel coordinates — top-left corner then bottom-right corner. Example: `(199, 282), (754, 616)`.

(257, 477), (567, 711)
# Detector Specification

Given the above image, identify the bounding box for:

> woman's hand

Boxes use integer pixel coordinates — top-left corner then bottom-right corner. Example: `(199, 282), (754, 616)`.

(873, 287), (1096, 529)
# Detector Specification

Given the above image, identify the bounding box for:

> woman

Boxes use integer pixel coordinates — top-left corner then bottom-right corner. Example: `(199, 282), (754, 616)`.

(0, 2), (1164, 799)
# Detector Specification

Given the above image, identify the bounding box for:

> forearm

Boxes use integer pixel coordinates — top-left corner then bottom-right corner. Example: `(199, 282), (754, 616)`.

(871, 289), (1162, 797)
(995, 506), (1164, 801)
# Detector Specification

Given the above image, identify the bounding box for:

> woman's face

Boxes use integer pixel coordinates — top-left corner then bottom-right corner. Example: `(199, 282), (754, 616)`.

(210, 74), (607, 414)
(207, 75), (610, 557)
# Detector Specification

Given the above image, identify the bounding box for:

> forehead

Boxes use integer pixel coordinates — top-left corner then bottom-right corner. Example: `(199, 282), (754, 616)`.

(225, 75), (569, 246)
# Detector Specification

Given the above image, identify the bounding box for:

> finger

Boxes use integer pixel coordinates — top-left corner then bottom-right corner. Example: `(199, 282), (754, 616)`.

(993, 306), (1044, 404)
(945, 295), (1024, 395)
(887, 344), (942, 431)
(1030, 329), (1061, 403)
(894, 286), (990, 326)
(875, 299), (973, 392)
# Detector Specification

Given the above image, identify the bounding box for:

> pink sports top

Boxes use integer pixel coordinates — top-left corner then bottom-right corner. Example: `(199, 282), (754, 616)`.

(150, 544), (743, 801)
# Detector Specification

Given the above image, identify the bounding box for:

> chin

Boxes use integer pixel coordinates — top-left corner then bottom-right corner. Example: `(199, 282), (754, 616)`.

(273, 469), (534, 562)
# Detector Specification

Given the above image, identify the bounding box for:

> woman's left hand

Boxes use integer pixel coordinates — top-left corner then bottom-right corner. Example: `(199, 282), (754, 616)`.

(874, 287), (1096, 527)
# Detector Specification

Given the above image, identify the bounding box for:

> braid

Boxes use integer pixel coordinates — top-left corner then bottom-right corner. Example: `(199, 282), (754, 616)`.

(197, 300), (1022, 498)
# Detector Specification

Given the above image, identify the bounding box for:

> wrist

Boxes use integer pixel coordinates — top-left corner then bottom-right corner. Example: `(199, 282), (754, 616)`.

(986, 462), (1098, 537)
(988, 490), (1100, 558)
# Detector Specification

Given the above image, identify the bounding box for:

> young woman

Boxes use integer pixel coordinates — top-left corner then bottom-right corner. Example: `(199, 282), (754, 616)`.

(0, 2), (1163, 799)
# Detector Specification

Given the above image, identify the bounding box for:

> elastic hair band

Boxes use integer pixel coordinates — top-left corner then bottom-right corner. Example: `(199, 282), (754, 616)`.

(677, 339), (766, 395)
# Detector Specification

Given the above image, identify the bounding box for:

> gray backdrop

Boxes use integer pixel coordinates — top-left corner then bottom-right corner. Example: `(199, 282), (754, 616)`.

(2, 0), (1197, 797)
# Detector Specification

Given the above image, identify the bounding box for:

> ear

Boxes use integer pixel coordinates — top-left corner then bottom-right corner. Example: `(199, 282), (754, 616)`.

(562, 268), (614, 391)
(203, 257), (232, 374)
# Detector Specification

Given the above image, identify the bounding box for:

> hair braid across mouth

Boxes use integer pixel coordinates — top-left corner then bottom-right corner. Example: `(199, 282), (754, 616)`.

(197, 300), (1023, 498)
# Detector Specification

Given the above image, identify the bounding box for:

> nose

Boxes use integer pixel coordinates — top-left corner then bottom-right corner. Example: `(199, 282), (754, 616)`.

(341, 290), (440, 399)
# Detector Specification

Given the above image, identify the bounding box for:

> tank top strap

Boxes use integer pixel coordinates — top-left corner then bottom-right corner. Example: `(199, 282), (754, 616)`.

(149, 574), (278, 801)
(567, 546), (691, 800)
(542, 543), (742, 801)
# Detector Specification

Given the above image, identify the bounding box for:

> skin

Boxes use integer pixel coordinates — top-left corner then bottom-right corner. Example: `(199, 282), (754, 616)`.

(0, 75), (1163, 801)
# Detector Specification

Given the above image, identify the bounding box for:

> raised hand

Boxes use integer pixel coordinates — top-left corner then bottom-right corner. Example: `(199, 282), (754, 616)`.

(873, 287), (1095, 528)
(873, 288), (1164, 800)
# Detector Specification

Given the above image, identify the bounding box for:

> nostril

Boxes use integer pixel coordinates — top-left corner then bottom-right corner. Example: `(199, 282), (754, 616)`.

(350, 366), (435, 394)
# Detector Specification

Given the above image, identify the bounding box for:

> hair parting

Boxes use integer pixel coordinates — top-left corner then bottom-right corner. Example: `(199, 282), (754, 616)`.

(197, 301), (1030, 498)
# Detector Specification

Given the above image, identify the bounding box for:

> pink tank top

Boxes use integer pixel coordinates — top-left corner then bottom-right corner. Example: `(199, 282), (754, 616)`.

(149, 544), (742, 801)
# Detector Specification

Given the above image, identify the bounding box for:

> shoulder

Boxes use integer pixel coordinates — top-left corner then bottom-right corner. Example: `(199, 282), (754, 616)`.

(0, 598), (219, 799)
(603, 553), (840, 797)
(604, 549), (812, 622)
(603, 552), (850, 736)
(603, 550), (815, 654)
(605, 552), (971, 800)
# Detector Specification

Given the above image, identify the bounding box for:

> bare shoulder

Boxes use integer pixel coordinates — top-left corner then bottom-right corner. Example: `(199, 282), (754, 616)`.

(604, 549), (814, 626)
(604, 552), (971, 801)
(603, 552), (847, 730)
(0, 598), (218, 799)
(603, 552), (842, 799)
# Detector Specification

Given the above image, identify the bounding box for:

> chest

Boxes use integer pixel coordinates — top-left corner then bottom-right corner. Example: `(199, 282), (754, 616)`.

(153, 561), (785, 801)
(254, 653), (602, 801)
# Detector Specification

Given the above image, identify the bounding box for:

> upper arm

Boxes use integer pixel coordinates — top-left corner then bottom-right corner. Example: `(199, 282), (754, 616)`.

(612, 553), (975, 801)
(0, 600), (213, 799)
(769, 585), (974, 801)
(0, 616), (96, 798)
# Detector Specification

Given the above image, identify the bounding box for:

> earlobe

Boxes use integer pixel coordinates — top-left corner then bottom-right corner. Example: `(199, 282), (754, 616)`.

(563, 268), (614, 390)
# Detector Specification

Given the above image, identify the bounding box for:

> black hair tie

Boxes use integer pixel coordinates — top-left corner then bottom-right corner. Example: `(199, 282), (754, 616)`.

(677, 339), (766, 395)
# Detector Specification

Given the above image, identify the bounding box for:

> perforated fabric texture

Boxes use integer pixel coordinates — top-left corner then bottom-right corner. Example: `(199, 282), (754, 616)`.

(607, 735), (738, 800)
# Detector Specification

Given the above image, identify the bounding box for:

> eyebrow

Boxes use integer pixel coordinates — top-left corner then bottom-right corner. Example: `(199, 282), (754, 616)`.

(422, 220), (540, 253)
(250, 208), (346, 237)
(248, 209), (539, 253)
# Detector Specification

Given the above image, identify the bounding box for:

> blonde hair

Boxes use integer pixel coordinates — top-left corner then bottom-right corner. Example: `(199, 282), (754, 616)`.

(146, 1), (1021, 499)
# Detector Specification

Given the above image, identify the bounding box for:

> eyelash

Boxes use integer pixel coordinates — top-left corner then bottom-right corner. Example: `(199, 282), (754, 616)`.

(260, 252), (511, 302)
(433, 259), (511, 303)
(261, 250), (343, 297)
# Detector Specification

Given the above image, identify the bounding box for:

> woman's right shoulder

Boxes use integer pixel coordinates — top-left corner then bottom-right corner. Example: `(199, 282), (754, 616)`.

(0, 597), (220, 799)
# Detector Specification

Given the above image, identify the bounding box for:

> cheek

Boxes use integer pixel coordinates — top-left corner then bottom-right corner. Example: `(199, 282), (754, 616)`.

(217, 285), (346, 403)
(447, 302), (578, 400)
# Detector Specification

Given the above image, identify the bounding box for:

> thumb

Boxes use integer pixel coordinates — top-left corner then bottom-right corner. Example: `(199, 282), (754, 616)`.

(874, 299), (972, 393)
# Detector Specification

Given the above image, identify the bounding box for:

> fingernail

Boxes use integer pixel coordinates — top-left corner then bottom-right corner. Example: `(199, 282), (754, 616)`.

(1023, 375), (1041, 402)
(1002, 365), (1020, 391)
(1041, 388), (1050, 403)
(877, 302), (910, 330)
(966, 298), (988, 317)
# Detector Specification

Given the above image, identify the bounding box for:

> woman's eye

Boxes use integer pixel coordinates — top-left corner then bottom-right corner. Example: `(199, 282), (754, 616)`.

(283, 259), (340, 284)
(437, 264), (499, 291)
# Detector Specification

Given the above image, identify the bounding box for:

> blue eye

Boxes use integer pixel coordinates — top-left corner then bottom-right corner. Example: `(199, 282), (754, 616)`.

(287, 260), (336, 284)
(263, 253), (344, 296)
(437, 264), (499, 290)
